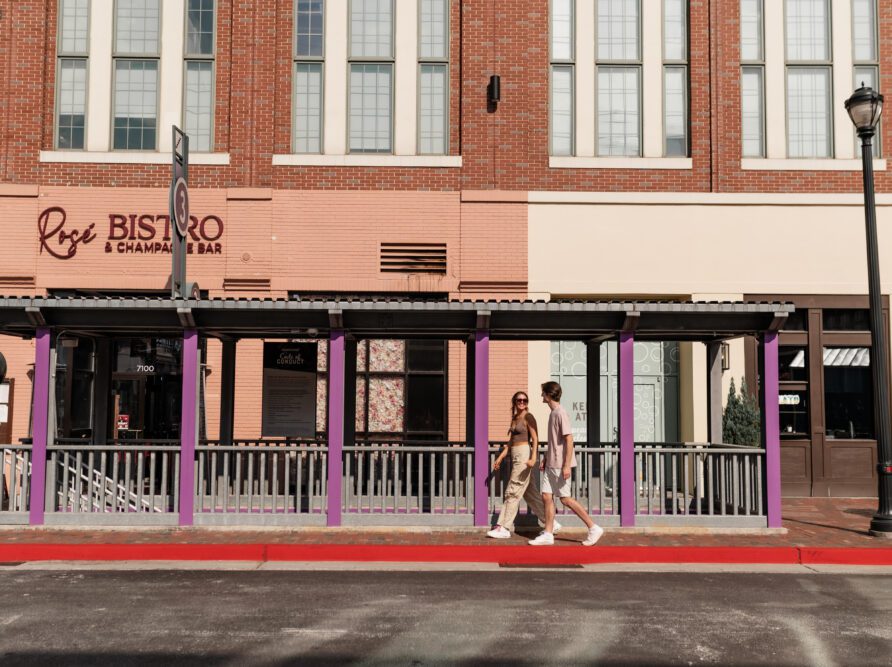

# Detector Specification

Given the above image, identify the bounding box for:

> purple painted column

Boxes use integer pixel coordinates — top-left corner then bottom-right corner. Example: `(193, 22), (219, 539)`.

(326, 330), (345, 527)
(618, 331), (636, 527)
(761, 331), (783, 528)
(473, 330), (490, 527)
(28, 328), (51, 525)
(178, 329), (199, 526)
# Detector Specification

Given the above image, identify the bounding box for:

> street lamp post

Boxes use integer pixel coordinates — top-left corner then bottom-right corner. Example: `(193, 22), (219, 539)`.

(846, 85), (892, 536)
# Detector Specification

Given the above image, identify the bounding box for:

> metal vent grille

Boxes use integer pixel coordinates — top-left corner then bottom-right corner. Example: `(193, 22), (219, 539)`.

(380, 243), (447, 274)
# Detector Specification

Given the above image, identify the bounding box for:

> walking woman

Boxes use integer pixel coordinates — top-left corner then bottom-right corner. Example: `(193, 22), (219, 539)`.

(486, 391), (559, 538)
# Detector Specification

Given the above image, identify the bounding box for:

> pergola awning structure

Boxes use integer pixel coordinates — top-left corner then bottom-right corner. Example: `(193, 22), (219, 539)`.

(0, 296), (794, 341)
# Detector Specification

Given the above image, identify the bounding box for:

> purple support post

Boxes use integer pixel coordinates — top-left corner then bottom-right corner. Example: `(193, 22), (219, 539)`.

(473, 330), (490, 527)
(28, 328), (51, 525)
(761, 331), (783, 528)
(327, 330), (345, 527)
(618, 331), (636, 527)
(178, 329), (199, 526)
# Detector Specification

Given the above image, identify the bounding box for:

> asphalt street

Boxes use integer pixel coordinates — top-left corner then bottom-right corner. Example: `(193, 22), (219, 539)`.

(0, 569), (889, 666)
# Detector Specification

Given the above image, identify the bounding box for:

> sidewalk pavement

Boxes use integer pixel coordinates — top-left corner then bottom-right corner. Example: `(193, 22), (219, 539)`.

(1, 498), (891, 566)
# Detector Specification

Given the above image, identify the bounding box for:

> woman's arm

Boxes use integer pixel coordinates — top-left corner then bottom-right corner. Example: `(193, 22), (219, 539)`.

(492, 437), (510, 471)
(525, 414), (539, 468)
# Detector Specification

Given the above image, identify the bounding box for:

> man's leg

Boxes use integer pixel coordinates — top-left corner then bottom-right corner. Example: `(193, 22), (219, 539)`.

(522, 467), (547, 521)
(558, 495), (594, 530)
(543, 492), (556, 534)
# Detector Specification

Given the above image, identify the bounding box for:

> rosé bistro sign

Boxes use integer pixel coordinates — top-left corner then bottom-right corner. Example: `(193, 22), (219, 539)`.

(38, 206), (224, 260)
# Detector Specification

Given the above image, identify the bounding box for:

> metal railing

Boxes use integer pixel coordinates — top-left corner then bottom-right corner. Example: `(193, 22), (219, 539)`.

(49, 441), (180, 513)
(634, 442), (765, 518)
(195, 440), (328, 514)
(343, 441), (474, 515)
(1, 445), (31, 514)
(488, 442), (621, 518)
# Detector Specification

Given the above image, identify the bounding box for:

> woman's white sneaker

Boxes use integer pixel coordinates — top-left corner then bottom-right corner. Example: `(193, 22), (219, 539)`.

(528, 532), (554, 546)
(486, 526), (511, 539)
(582, 525), (604, 546)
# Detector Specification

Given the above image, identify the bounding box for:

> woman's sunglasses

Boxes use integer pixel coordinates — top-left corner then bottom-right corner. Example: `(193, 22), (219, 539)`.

(515, 398), (529, 404)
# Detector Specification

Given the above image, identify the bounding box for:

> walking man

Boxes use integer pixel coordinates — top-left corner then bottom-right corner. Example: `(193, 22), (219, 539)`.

(529, 381), (604, 546)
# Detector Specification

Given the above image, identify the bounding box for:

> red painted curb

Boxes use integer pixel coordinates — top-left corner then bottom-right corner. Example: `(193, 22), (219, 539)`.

(799, 547), (892, 566)
(0, 544), (890, 565)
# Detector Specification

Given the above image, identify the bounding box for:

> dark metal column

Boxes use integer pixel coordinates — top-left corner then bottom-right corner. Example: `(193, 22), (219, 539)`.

(344, 337), (358, 449)
(92, 338), (111, 446)
(706, 342), (723, 444)
(585, 341), (601, 448)
(219, 339), (236, 446)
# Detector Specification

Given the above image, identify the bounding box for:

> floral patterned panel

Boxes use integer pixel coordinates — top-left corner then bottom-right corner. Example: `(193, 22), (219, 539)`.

(369, 339), (405, 373)
(367, 377), (404, 432)
(315, 339), (327, 372)
(316, 376), (327, 432)
(355, 377), (367, 431)
(356, 340), (368, 371)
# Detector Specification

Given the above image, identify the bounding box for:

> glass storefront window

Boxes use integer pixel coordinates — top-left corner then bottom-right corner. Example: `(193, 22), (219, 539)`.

(822, 308), (870, 331)
(779, 389), (809, 437)
(823, 347), (874, 439)
(779, 346), (807, 382)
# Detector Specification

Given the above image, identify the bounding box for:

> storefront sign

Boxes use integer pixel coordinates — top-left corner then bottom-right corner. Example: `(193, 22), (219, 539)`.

(779, 394), (801, 406)
(38, 207), (225, 260)
(117, 414), (130, 430)
(261, 343), (318, 438)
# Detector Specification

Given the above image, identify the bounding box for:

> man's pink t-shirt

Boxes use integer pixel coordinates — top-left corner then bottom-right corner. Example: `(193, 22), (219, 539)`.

(546, 404), (577, 469)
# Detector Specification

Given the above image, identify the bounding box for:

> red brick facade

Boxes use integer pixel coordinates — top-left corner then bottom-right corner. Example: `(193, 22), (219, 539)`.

(2, 0), (890, 193)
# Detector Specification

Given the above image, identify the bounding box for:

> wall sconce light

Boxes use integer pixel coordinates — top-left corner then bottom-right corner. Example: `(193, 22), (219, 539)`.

(487, 75), (501, 109)
(721, 342), (731, 371)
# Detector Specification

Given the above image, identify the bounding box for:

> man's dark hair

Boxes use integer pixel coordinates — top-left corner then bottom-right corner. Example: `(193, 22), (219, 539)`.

(541, 381), (562, 402)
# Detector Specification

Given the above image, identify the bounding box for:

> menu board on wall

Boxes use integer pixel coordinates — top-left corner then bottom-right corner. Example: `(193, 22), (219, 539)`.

(261, 342), (318, 437)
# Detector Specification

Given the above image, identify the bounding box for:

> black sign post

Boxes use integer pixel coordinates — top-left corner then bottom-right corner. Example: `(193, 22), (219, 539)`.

(170, 126), (190, 298)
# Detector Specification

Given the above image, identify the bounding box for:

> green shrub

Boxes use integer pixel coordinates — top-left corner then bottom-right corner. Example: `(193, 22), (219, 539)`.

(722, 378), (762, 446)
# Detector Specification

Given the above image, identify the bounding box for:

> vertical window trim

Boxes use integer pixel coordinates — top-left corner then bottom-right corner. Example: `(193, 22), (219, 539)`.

(293, 0), (326, 154)
(111, 0), (161, 151)
(183, 0), (216, 152)
(661, 0), (689, 157)
(783, 0), (833, 158)
(549, 0), (575, 156)
(416, 0), (450, 156)
(595, 0), (643, 157)
(55, 0), (91, 151)
(347, 0), (395, 154)
(852, 0), (880, 156)
(740, 0), (766, 158)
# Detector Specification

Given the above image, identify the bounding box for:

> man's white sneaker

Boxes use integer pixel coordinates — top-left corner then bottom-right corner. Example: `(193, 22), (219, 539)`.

(528, 532), (554, 546)
(486, 526), (511, 539)
(582, 525), (604, 546)
(536, 519), (562, 534)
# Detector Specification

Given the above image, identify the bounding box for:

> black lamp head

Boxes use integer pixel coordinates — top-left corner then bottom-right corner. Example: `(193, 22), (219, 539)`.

(487, 75), (501, 104)
(846, 84), (884, 136)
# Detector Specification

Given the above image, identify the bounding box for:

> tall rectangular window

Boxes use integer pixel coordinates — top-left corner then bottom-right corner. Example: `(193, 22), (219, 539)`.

(349, 0), (393, 153)
(56, 0), (89, 150)
(294, 0), (324, 153)
(112, 0), (160, 150)
(550, 0), (574, 156)
(785, 0), (832, 158)
(853, 0), (880, 155)
(418, 0), (449, 155)
(184, 0), (215, 152)
(597, 0), (640, 156)
(663, 0), (688, 156)
(741, 0), (765, 157)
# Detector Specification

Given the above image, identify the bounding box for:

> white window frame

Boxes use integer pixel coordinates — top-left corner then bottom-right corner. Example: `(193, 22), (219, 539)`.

(56, 0), (91, 151)
(183, 0), (215, 152)
(549, 0), (575, 156)
(417, 0), (449, 156)
(662, 0), (688, 157)
(741, 0), (766, 158)
(111, 0), (162, 152)
(293, 0), (326, 154)
(852, 0), (880, 155)
(347, 0), (395, 154)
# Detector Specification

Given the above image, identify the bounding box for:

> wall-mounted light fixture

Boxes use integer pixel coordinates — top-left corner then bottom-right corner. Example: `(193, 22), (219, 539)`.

(487, 75), (501, 109)
(721, 342), (731, 371)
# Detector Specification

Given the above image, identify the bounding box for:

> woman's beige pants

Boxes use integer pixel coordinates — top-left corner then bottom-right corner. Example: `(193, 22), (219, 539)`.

(496, 444), (547, 532)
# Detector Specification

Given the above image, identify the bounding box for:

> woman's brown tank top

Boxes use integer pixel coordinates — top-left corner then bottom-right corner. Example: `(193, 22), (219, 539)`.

(509, 416), (529, 445)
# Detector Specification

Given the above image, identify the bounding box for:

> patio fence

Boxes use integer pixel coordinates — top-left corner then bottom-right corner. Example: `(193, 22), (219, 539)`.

(195, 440), (328, 520)
(11, 438), (768, 527)
(0, 444), (31, 521)
(635, 442), (766, 526)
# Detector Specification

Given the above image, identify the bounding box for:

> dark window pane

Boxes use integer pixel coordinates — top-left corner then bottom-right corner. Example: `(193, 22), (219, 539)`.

(824, 347), (874, 439)
(781, 310), (808, 331)
(406, 375), (444, 433)
(823, 308), (870, 331)
(779, 389), (809, 437)
(407, 340), (445, 371)
(779, 346), (807, 382)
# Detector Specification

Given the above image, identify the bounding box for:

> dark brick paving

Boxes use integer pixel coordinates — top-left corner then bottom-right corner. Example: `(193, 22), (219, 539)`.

(1, 498), (888, 549)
